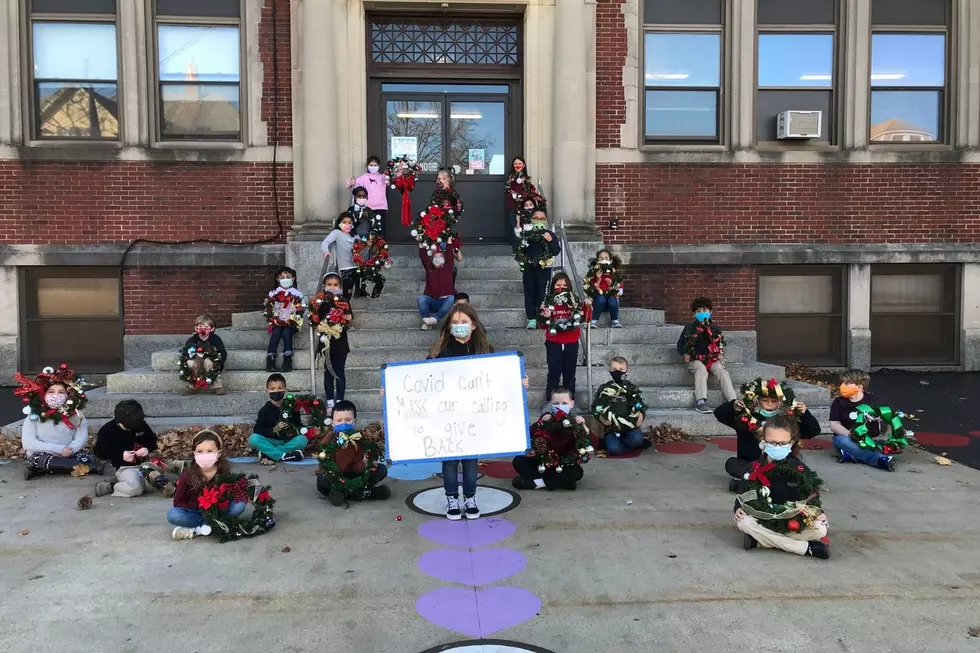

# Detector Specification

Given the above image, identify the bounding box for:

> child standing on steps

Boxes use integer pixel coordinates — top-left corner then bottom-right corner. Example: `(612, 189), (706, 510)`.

(247, 373), (307, 464)
(538, 272), (590, 405)
(310, 273), (353, 411)
(584, 249), (624, 328)
(264, 267), (305, 373)
(347, 155), (388, 237)
(830, 369), (896, 472)
(321, 212), (359, 301)
(518, 208), (561, 329)
(168, 430), (247, 540)
(182, 314), (227, 395)
(678, 297), (736, 414)
(348, 185), (381, 242)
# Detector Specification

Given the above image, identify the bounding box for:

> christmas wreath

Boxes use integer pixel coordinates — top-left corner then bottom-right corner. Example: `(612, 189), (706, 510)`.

(137, 457), (187, 493)
(514, 226), (555, 271)
(352, 236), (392, 284)
(309, 292), (352, 380)
(316, 423), (386, 498)
(14, 363), (88, 428)
(430, 187), (464, 218)
(264, 288), (305, 332)
(848, 404), (914, 454)
(529, 412), (594, 473)
(683, 320), (725, 369)
(538, 291), (586, 335)
(737, 377), (805, 432)
(198, 473), (276, 542)
(179, 342), (224, 390)
(279, 393), (329, 441)
(385, 156), (422, 226)
(411, 204), (459, 256)
(592, 382), (647, 430)
(736, 459), (823, 534)
(583, 256), (624, 298)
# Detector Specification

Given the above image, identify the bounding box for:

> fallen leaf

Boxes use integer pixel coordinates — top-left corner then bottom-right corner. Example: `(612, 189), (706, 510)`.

(281, 546), (291, 553)
(17, 529), (29, 536)
(70, 464), (90, 478)
(907, 469), (923, 474)
(28, 575), (43, 581)
(935, 456), (953, 466)
(968, 626), (980, 637)
(919, 380), (930, 386)
(666, 554), (677, 559)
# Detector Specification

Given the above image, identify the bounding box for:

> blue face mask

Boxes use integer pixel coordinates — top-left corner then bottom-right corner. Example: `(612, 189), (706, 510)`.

(764, 443), (792, 461)
(550, 403), (573, 415)
(333, 423), (354, 433)
(450, 324), (471, 339)
(694, 310), (711, 322)
(758, 408), (778, 418)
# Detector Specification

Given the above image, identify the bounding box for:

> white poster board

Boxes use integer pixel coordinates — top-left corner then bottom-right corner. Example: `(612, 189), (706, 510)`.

(391, 136), (418, 160)
(382, 352), (530, 464)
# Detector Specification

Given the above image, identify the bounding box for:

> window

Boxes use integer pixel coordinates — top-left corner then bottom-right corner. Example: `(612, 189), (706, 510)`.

(757, 266), (845, 366)
(642, 0), (723, 143)
(756, 0), (838, 142)
(20, 267), (123, 373)
(28, 0), (119, 139)
(869, 0), (948, 144)
(871, 265), (958, 365)
(153, 0), (242, 141)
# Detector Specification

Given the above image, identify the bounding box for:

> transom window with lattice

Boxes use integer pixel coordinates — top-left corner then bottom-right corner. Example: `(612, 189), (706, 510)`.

(370, 20), (520, 66)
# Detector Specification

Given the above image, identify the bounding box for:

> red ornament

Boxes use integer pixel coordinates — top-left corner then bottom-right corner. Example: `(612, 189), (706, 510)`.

(22, 398), (28, 404)
(786, 519), (801, 532)
(797, 465), (805, 471)
(196, 347), (203, 352)
(312, 400), (319, 406)
(396, 515), (403, 521)
(60, 363), (67, 369)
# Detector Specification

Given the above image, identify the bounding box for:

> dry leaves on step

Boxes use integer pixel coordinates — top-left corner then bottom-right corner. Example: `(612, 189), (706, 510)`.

(17, 529), (29, 536)
(645, 423), (692, 445)
(784, 363), (839, 396)
(935, 456), (953, 466)
(281, 546), (291, 553)
(0, 435), (25, 460)
(77, 495), (93, 510)
(71, 464), (90, 478)
(156, 423), (255, 458)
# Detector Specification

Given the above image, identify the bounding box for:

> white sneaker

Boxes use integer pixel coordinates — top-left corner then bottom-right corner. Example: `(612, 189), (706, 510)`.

(325, 399), (335, 411)
(423, 317), (438, 326)
(171, 526), (197, 540)
(195, 524), (212, 536)
(420, 323), (432, 331)
(463, 496), (480, 520)
(446, 495), (462, 520)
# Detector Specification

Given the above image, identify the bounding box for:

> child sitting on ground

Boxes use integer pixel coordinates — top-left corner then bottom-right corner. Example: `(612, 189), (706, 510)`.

(168, 430), (247, 540)
(829, 369), (896, 472)
(316, 400), (390, 506)
(352, 232), (391, 298)
(264, 267), (305, 373)
(512, 387), (592, 491)
(677, 297), (737, 414)
(734, 416), (830, 559)
(93, 400), (158, 497)
(591, 357), (650, 456)
(247, 373), (307, 464)
(181, 314), (227, 395)
(584, 249), (624, 328)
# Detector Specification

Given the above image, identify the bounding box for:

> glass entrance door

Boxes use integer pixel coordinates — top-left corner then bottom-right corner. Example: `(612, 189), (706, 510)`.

(374, 83), (518, 243)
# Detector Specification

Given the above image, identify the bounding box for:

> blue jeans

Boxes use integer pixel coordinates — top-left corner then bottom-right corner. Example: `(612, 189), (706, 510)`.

(418, 295), (454, 322)
(833, 434), (884, 466)
(167, 502), (247, 528)
(443, 459), (478, 497)
(267, 326), (294, 356)
(605, 428), (644, 456)
(592, 294), (620, 322)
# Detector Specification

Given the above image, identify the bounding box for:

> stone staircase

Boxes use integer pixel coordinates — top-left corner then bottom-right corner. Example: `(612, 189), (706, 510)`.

(4, 245), (832, 437)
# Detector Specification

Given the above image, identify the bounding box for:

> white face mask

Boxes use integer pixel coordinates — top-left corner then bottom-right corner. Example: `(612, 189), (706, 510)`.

(45, 393), (68, 409)
(367, 165), (380, 173)
(432, 256), (446, 268)
(279, 278), (294, 289)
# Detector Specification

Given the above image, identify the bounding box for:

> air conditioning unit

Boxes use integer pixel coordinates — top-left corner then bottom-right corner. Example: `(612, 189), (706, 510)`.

(777, 110), (822, 139)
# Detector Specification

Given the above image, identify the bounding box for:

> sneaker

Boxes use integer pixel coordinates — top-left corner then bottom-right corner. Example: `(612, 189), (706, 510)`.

(877, 455), (896, 472)
(695, 399), (712, 414)
(512, 476), (537, 490)
(589, 321), (598, 329)
(526, 319), (537, 329)
(611, 320), (622, 328)
(806, 539), (830, 559)
(327, 491), (346, 507)
(162, 482), (177, 498)
(171, 526), (197, 540)
(95, 481), (113, 497)
(446, 495), (462, 520)
(265, 356), (277, 372)
(182, 386), (199, 396)
(728, 479), (740, 493)
(24, 466), (42, 481)
(836, 449), (857, 464)
(463, 495), (480, 520)
(423, 317), (437, 326)
(743, 534), (758, 550)
(367, 485), (391, 500)
(420, 323), (432, 331)
(325, 399), (335, 412)
(281, 451), (304, 463)
(639, 439), (652, 450)
(214, 386), (226, 396)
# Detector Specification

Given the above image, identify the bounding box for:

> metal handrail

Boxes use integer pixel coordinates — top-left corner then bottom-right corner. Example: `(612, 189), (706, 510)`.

(553, 215), (593, 405)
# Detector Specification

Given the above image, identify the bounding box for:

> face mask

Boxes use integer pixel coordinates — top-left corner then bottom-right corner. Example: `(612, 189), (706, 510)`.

(514, 164), (524, 172)
(599, 260), (611, 267)
(355, 198), (367, 207)
(195, 452), (219, 470)
(838, 384), (860, 399)
(695, 310), (711, 322)
(367, 165), (379, 173)
(551, 403), (573, 415)
(764, 443), (792, 461)
(758, 408), (778, 418)
(450, 323), (472, 339)
(195, 327), (212, 338)
(327, 287), (342, 295)
(45, 393), (68, 409)
(269, 391), (285, 402)
(532, 222), (546, 231)
(333, 423), (354, 433)
(341, 223), (353, 233)
(432, 256), (446, 267)
(279, 278), (294, 289)
(610, 370), (627, 384)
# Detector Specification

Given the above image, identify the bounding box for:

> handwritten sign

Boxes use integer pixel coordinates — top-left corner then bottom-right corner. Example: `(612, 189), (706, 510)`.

(382, 352), (530, 464)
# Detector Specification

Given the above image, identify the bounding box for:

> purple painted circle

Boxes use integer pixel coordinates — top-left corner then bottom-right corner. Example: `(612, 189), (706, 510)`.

(418, 517), (518, 548)
(416, 586), (542, 638)
(419, 547), (527, 586)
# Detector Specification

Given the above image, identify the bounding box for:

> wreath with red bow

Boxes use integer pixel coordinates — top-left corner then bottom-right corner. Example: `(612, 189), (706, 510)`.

(198, 473), (275, 542)
(683, 320), (725, 370)
(352, 236), (391, 282)
(384, 156), (422, 226)
(529, 412), (593, 473)
(411, 204), (459, 256)
(278, 393), (329, 443)
(583, 256), (624, 298)
(264, 288), (305, 332)
(736, 459), (823, 534)
(179, 343), (225, 390)
(14, 363), (88, 429)
(316, 423), (386, 498)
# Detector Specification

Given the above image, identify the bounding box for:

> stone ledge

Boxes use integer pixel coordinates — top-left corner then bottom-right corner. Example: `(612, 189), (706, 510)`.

(0, 244), (286, 268)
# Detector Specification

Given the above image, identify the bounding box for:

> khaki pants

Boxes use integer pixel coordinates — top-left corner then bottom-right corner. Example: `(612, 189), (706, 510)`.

(736, 514), (828, 556)
(111, 466), (145, 498)
(187, 357), (222, 389)
(687, 360), (736, 402)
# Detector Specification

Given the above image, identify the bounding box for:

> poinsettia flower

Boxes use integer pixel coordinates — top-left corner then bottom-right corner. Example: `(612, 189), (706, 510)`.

(198, 485), (221, 510)
(257, 490), (272, 503)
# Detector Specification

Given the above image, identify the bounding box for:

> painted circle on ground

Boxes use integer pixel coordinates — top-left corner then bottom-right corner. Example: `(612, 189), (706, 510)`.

(481, 460), (517, 479)
(282, 458), (319, 466)
(437, 471), (486, 482)
(603, 449), (642, 459)
(389, 461), (443, 480)
(970, 431), (980, 438)
(707, 437), (738, 452)
(227, 456), (259, 464)
(912, 432), (971, 447)
(655, 442), (706, 454)
(800, 439), (833, 451)
(406, 485), (521, 518)
(417, 640), (556, 653)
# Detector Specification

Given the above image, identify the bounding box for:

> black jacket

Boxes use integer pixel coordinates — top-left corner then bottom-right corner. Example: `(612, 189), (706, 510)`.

(431, 339), (495, 359)
(252, 401), (303, 440)
(676, 320), (723, 358)
(94, 420), (158, 469)
(183, 333), (228, 364)
(314, 294), (353, 357)
(520, 230), (561, 266)
(715, 399), (821, 461)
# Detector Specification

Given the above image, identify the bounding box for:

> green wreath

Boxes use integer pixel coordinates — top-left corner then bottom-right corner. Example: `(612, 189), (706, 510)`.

(197, 473), (275, 542)
(737, 377), (804, 432)
(529, 413), (593, 472)
(539, 291), (584, 334)
(736, 459), (823, 534)
(279, 393), (328, 442)
(848, 404), (914, 454)
(583, 256), (624, 298)
(514, 227), (554, 272)
(316, 423), (386, 498)
(179, 343), (224, 389)
(592, 382), (647, 430)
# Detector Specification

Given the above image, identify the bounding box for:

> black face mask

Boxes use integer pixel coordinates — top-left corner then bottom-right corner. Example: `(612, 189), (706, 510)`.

(269, 391), (285, 402)
(610, 370), (627, 384)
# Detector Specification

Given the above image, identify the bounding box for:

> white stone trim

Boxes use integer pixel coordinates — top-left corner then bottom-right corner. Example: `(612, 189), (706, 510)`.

(245, 0), (269, 147)
(619, 0), (639, 150)
(0, 144), (292, 162)
(730, 0), (755, 148)
(0, 0), (22, 144)
(595, 146), (980, 164)
(961, 263), (980, 370)
(847, 263), (871, 370)
(956, 0), (980, 148)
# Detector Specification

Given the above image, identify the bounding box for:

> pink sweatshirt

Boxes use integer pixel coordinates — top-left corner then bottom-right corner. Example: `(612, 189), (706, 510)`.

(348, 172), (389, 211)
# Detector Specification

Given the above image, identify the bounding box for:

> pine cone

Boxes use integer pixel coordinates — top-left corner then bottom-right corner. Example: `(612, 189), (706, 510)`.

(77, 495), (93, 510)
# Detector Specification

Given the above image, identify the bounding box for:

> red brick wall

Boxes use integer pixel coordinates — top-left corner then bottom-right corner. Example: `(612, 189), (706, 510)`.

(596, 0), (627, 148)
(623, 265), (757, 330)
(260, 0), (293, 146)
(123, 266), (279, 334)
(596, 163), (980, 244)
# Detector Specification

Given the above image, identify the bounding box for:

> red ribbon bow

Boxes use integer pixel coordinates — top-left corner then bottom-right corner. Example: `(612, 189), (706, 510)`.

(747, 461), (776, 487)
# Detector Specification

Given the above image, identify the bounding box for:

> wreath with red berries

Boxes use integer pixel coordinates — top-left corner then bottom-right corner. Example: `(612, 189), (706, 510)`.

(736, 459), (823, 534)
(179, 342), (224, 390)
(316, 423), (386, 498)
(264, 288), (305, 332)
(411, 204), (459, 256)
(13, 363), (88, 429)
(583, 255), (624, 298)
(683, 320), (725, 367)
(279, 393), (329, 443)
(385, 156), (422, 226)
(352, 236), (391, 282)
(529, 412), (593, 473)
(514, 227), (555, 272)
(538, 290), (586, 334)
(736, 377), (805, 432)
(198, 473), (276, 542)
